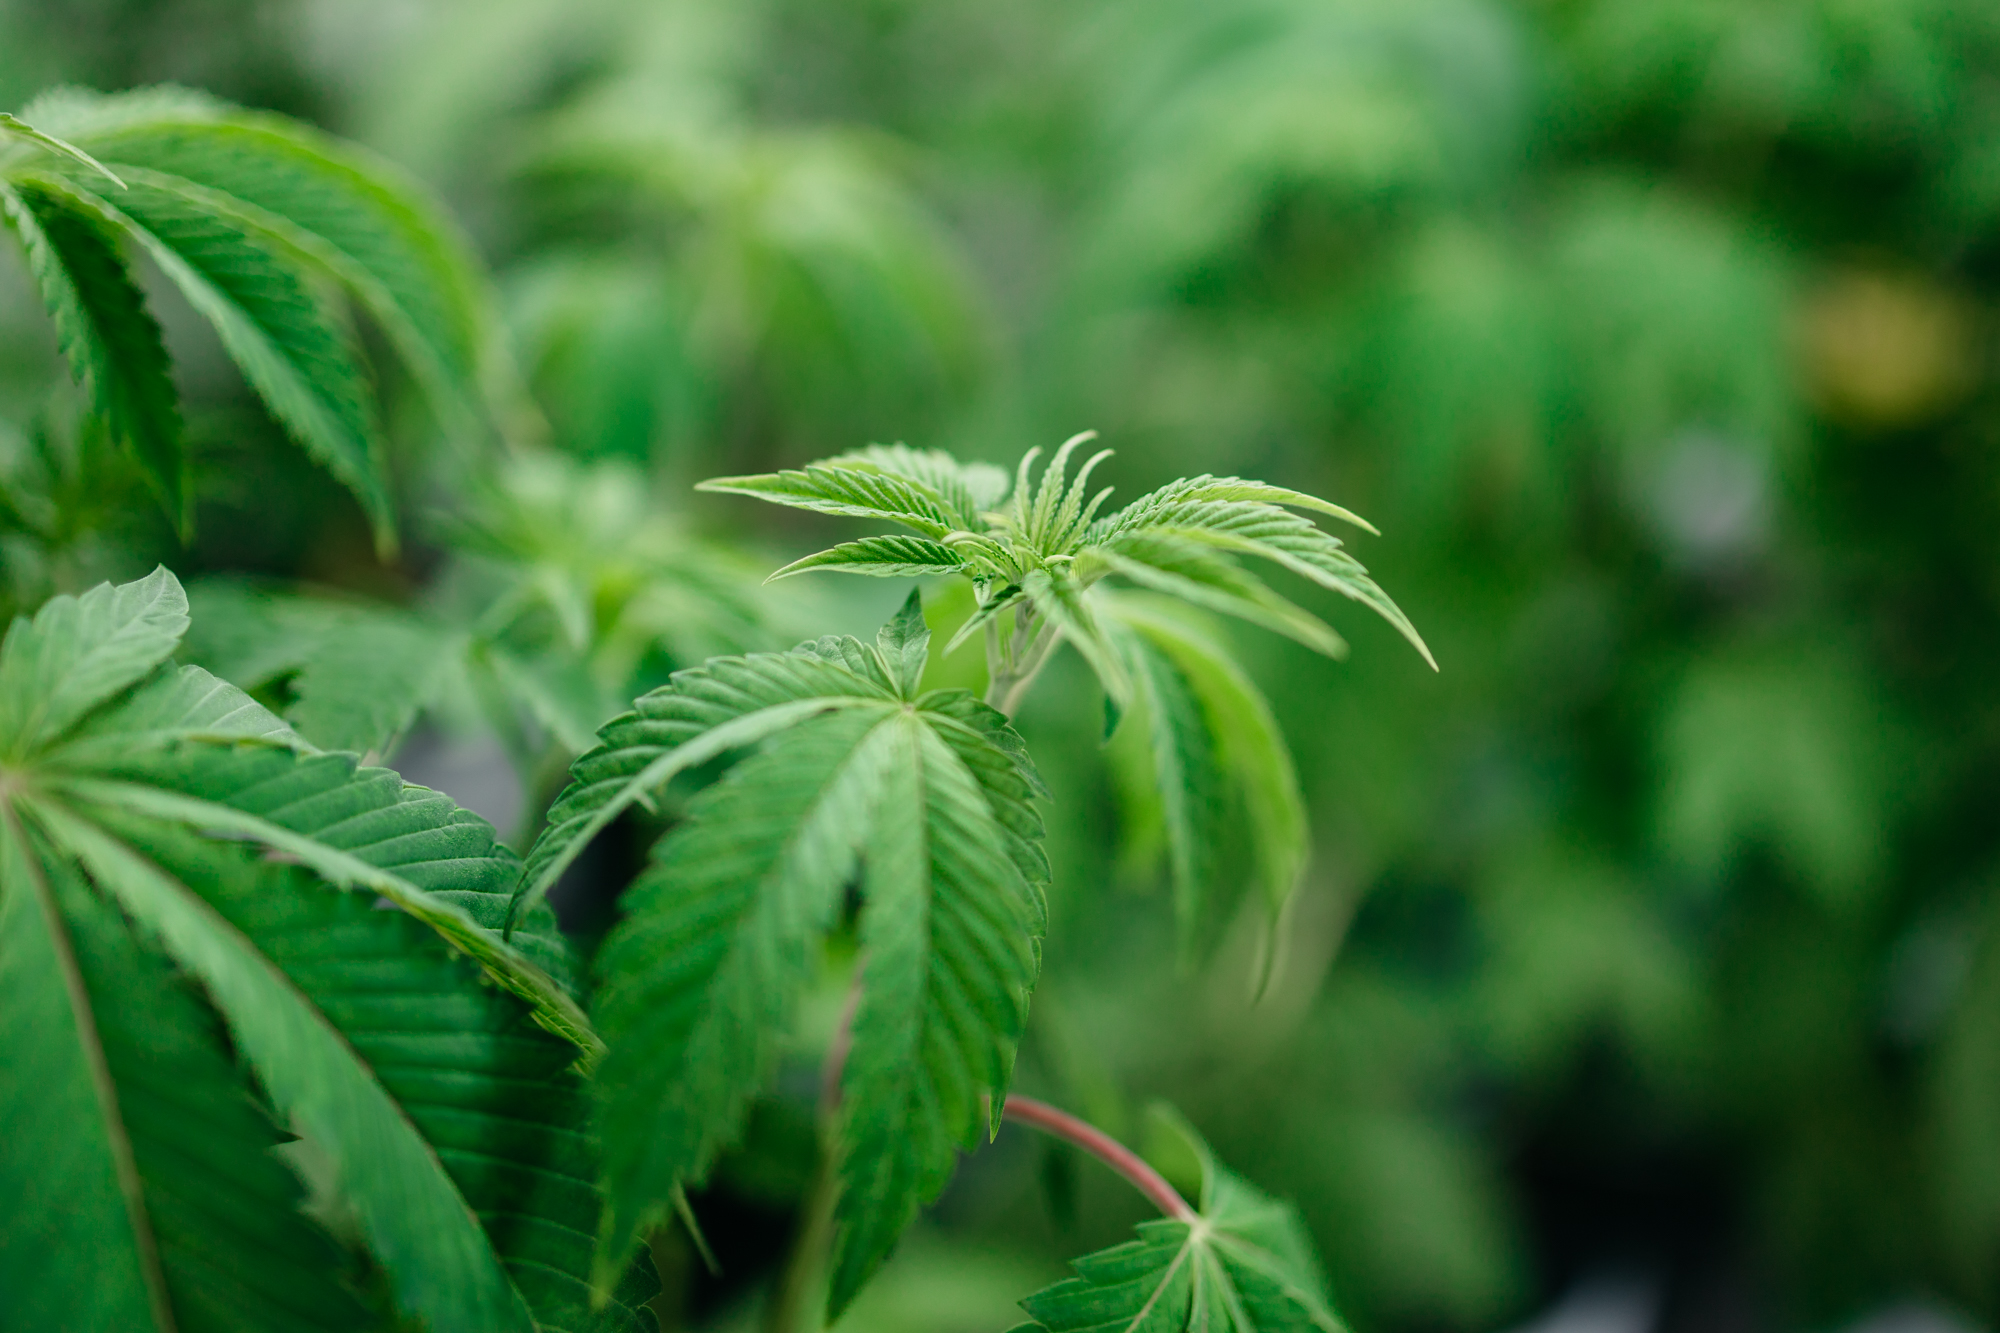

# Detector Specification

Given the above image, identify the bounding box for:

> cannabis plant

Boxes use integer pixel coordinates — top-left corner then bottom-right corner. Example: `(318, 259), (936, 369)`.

(508, 437), (1431, 1328)
(0, 86), (496, 549)
(181, 450), (772, 797)
(1, 84), (1434, 1333)
(0, 569), (647, 1331)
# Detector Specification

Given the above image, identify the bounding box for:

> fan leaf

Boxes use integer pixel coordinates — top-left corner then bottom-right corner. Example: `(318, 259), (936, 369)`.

(1016, 1112), (1342, 1333)
(875, 589), (931, 697)
(0, 564), (188, 760)
(1099, 493), (1432, 669)
(592, 706), (904, 1277)
(0, 109), (125, 185)
(1103, 597), (1308, 976)
(180, 580), (463, 755)
(0, 815), (378, 1333)
(697, 462), (967, 538)
(1109, 621), (1223, 965)
(3, 87), (506, 552)
(511, 648), (887, 928)
(0, 180), (185, 530)
(831, 443), (1012, 525)
(1086, 536), (1348, 661)
(39, 93), (492, 430)
(830, 711), (1044, 1315)
(701, 437), (1431, 702)
(769, 534), (969, 581)
(0, 804), (175, 1331)
(92, 173), (391, 547)
(0, 568), (651, 1330)
(1022, 566), (1132, 715)
(553, 609), (1046, 1310)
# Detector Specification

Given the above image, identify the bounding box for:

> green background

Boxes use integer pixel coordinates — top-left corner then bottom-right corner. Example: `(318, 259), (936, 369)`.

(6, 1), (2000, 1329)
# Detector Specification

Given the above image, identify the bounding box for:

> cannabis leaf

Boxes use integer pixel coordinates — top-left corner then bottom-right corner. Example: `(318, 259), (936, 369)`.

(178, 453), (770, 762)
(1013, 1113), (1342, 1333)
(180, 578), (464, 755)
(1102, 595), (1307, 971)
(0, 87), (498, 548)
(520, 593), (1048, 1316)
(699, 432), (1433, 716)
(0, 568), (646, 1329)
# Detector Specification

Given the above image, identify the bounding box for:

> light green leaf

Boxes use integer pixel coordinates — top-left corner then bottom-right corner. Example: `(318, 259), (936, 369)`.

(1087, 536), (1348, 660)
(701, 437), (1431, 691)
(1024, 566), (1132, 715)
(1020, 432), (1115, 551)
(0, 566), (187, 761)
(835, 443), (1012, 519)
(876, 589), (931, 697)
(1106, 596), (1308, 968)
(1099, 493), (1434, 670)
(1015, 1112), (1342, 1333)
(697, 462), (967, 538)
(769, 534), (970, 581)
(1106, 475), (1379, 535)
(1108, 619), (1223, 964)
(0, 110), (125, 187)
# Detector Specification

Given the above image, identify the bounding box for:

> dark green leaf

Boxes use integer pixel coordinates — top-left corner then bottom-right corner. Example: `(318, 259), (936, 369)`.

(0, 567), (648, 1330)
(830, 710), (1044, 1315)
(592, 706), (901, 1278)
(560, 608), (1046, 1310)
(511, 649), (876, 928)
(0, 181), (184, 531)
(0, 821), (377, 1333)
(23, 85), (494, 438)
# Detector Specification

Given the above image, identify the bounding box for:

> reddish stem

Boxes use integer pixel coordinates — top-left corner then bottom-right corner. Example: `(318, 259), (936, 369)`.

(820, 969), (865, 1111)
(1003, 1094), (1197, 1222)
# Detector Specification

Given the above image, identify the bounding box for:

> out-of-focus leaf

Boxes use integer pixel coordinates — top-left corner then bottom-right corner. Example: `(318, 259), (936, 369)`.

(1655, 639), (1904, 907)
(1014, 1109), (1341, 1332)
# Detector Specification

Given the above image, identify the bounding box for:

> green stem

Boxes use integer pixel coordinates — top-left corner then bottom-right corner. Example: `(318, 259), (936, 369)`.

(765, 970), (864, 1333)
(984, 607), (1060, 718)
(763, 1146), (840, 1333)
(996, 623), (1061, 718)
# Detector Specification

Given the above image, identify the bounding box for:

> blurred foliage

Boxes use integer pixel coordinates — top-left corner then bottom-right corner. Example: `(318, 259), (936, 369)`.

(7, 0), (2000, 1329)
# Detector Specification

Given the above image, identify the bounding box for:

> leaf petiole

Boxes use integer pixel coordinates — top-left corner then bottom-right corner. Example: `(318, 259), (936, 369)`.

(1003, 1094), (1195, 1222)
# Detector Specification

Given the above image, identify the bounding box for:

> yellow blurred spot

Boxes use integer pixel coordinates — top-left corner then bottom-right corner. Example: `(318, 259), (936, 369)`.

(1796, 265), (1978, 428)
